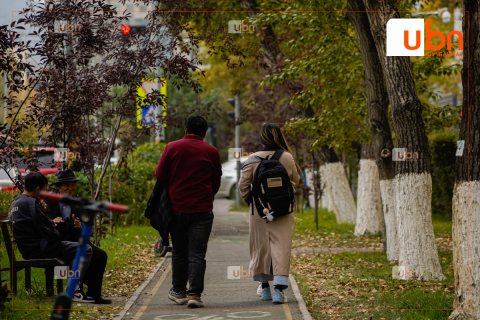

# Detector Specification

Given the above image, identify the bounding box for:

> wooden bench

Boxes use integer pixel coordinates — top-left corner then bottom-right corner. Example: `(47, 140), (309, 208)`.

(1, 220), (65, 296)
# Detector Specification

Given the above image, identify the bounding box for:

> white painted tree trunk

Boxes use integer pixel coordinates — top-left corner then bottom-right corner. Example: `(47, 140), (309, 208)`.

(395, 173), (445, 280)
(379, 179), (398, 263)
(305, 167), (316, 209)
(320, 162), (356, 224)
(319, 167), (328, 209)
(449, 181), (480, 320)
(320, 185), (328, 209)
(322, 188), (330, 210)
(354, 159), (383, 236)
(325, 180), (335, 212)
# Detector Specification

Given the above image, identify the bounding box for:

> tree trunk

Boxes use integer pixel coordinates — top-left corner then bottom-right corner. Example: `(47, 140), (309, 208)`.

(317, 146), (356, 224)
(363, 0), (444, 280)
(346, 0), (396, 260)
(354, 143), (383, 236)
(320, 168), (328, 209)
(450, 2), (480, 318)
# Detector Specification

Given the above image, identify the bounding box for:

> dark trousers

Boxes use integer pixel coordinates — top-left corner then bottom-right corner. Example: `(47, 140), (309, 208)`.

(59, 241), (93, 287)
(41, 241), (107, 298)
(169, 211), (214, 296)
(82, 244), (107, 298)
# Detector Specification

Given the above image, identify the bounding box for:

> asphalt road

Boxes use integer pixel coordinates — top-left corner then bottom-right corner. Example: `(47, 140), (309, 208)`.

(124, 198), (306, 320)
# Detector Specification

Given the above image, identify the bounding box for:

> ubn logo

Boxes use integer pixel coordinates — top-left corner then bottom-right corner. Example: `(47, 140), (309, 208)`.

(392, 148), (419, 161)
(228, 20), (255, 34)
(228, 148), (256, 161)
(54, 148), (81, 168)
(392, 266), (419, 280)
(227, 266), (253, 279)
(387, 18), (463, 56)
(54, 266), (80, 280)
(54, 20), (82, 33)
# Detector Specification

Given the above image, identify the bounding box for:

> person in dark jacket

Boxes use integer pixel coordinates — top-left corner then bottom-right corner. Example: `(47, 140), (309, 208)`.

(44, 169), (111, 304)
(155, 116), (222, 308)
(8, 172), (93, 302)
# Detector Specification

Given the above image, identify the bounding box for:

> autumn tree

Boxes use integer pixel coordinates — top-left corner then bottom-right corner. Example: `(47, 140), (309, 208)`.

(345, 0), (394, 258)
(362, 0), (444, 280)
(2, 0), (242, 200)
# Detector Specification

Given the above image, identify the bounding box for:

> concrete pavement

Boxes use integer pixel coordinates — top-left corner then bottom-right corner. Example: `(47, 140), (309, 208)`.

(117, 198), (309, 320)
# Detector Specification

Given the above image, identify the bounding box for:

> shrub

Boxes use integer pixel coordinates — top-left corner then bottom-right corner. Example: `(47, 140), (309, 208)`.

(111, 162), (157, 225)
(429, 130), (458, 216)
(132, 142), (166, 164)
(101, 142), (165, 225)
(0, 190), (21, 218)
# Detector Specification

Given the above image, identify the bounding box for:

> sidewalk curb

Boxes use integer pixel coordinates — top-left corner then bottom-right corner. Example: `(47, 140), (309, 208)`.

(289, 275), (313, 320)
(113, 253), (170, 320)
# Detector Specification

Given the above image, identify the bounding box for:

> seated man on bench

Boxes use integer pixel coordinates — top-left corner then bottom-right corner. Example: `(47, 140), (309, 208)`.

(44, 169), (111, 305)
(8, 172), (109, 304)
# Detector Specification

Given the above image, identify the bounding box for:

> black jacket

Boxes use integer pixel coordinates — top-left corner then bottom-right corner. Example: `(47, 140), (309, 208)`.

(45, 193), (83, 242)
(9, 194), (62, 260)
(144, 180), (173, 246)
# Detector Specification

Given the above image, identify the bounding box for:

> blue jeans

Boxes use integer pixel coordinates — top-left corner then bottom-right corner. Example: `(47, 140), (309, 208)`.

(169, 211), (214, 296)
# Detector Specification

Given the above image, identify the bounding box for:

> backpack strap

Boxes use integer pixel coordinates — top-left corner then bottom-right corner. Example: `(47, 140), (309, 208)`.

(271, 149), (285, 160)
(241, 155), (263, 169)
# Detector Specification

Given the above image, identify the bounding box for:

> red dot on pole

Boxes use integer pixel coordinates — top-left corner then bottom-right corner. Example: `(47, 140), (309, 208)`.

(121, 25), (131, 35)
(460, 111), (462, 117)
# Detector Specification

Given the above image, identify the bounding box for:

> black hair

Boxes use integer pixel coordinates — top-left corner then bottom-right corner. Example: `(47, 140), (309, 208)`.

(24, 172), (48, 192)
(184, 116), (208, 137)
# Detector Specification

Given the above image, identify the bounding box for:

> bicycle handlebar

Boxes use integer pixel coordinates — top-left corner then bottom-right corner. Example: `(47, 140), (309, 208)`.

(40, 191), (129, 214)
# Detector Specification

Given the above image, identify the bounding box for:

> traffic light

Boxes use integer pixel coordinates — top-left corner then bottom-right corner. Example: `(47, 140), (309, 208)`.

(121, 25), (131, 35)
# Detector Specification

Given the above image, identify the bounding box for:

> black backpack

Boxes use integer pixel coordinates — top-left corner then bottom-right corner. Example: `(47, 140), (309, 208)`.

(244, 149), (295, 223)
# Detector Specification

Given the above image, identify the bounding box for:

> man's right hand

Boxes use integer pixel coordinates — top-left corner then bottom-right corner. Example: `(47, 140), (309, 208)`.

(53, 217), (64, 226)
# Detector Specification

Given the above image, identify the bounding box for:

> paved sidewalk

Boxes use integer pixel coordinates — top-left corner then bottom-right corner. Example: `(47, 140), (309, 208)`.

(291, 247), (382, 256)
(119, 198), (308, 320)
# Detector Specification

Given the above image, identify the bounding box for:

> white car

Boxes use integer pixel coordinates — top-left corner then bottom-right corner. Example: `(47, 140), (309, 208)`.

(216, 157), (249, 198)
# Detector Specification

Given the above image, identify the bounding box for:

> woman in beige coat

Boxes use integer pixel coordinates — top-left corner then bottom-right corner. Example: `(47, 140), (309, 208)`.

(239, 123), (302, 304)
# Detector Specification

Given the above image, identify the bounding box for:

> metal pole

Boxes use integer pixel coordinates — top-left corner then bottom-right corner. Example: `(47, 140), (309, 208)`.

(235, 95), (241, 207)
(109, 162), (113, 236)
(4, 73), (7, 124)
(155, 66), (165, 142)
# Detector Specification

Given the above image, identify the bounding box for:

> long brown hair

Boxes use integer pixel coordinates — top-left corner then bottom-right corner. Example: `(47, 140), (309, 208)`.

(260, 123), (303, 184)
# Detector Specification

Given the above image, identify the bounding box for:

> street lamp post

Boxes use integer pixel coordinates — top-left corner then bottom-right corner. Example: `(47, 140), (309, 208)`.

(228, 96), (242, 207)
(234, 96), (241, 207)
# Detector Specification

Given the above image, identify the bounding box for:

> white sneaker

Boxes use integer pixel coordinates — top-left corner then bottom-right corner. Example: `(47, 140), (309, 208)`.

(72, 290), (95, 303)
(257, 283), (263, 297)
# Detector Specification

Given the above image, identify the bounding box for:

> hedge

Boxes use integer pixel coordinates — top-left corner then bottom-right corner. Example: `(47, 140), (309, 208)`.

(429, 130), (458, 216)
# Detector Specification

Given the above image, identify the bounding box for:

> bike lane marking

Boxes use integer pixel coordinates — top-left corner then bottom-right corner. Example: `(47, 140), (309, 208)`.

(133, 263), (172, 320)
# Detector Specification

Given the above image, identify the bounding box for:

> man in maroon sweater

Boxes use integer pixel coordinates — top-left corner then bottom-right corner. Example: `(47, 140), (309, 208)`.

(155, 116), (222, 308)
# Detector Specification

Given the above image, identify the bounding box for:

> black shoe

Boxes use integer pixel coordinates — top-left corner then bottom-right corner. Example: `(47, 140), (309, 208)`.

(94, 296), (112, 304)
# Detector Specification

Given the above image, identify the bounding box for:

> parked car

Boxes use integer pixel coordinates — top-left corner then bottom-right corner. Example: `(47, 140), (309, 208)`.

(216, 157), (248, 199)
(0, 148), (58, 191)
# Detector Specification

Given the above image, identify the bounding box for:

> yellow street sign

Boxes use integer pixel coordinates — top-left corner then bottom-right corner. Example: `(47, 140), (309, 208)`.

(136, 78), (167, 129)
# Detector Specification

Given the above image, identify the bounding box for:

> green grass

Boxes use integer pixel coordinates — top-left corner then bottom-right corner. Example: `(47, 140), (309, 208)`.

(229, 201), (250, 212)
(292, 207), (454, 320)
(292, 251), (454, 320)
(0, 225), (160, 320)
(295, 207), (356, 238)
